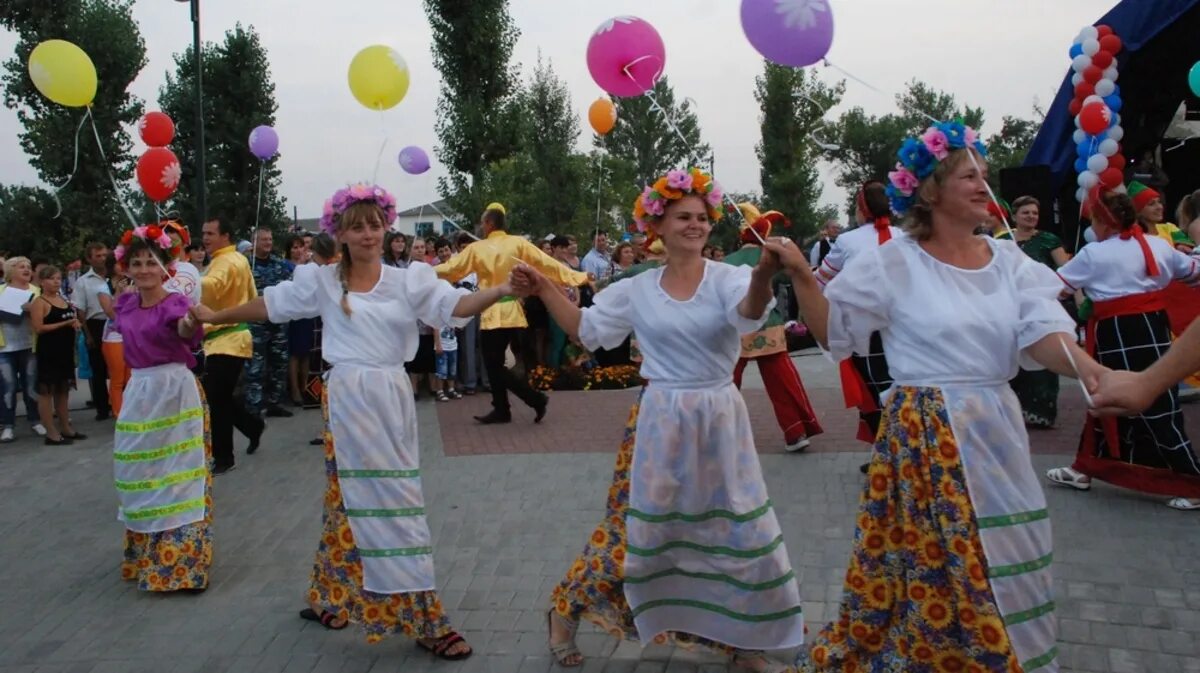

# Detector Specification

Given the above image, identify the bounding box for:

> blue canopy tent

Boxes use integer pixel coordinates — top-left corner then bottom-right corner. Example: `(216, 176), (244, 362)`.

(1021, 0), (1200, 247)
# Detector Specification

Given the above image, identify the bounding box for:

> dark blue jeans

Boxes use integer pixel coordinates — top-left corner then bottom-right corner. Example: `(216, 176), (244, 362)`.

(0, 349), (38, 428)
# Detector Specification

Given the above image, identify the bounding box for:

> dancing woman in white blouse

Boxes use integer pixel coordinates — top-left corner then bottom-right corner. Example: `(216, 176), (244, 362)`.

(193, 185), (510, 661)
(776, 122), (1106, 672)
(513, 168), (804, 673)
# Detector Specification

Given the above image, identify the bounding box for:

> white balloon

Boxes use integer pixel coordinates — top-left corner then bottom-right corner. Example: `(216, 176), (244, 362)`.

(1103, 67), (1119, 81)
(1076, 186), (1088, 203)
(1099, 138), (1119, 157)
(1087, 154), (1109, 173)
(1073, 129), (1087, 144)
(1108, 125), (1124, 142)
(1078, 171), (1099, 188)
(1074, 115), (1083, 129)
(1084, 94), (1104, 107)
(1095, 79), (1116, 97)
(1080, 25), (1099, 41)
(1072, 73), (1084, 87)
(1072, 55), (1093, 72)
(1083, 39), (1101, 56)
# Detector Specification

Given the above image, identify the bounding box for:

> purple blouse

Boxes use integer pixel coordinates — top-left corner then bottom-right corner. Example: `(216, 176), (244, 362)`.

(115, 292), (201, 370)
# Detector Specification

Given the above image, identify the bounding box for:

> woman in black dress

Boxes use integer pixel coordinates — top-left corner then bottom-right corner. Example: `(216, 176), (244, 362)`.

(31, 265), (85, 445)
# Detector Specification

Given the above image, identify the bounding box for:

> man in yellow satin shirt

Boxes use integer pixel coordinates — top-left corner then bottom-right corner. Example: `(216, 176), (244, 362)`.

(435, 205), (589, 424)
(200, 217), (265, 474)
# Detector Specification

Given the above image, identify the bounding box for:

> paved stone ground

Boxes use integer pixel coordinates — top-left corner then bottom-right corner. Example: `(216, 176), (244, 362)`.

(0, 353), (1198, 673)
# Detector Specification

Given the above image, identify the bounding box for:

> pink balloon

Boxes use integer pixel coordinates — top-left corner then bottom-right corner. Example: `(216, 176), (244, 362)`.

(586, 16), (665, 98)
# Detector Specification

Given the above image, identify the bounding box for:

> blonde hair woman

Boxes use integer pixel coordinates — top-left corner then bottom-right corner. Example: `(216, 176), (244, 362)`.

(0, 257), (44, 442)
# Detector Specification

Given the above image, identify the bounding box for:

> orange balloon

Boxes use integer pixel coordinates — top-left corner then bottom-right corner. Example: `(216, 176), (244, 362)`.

(589, 97), (617, 135)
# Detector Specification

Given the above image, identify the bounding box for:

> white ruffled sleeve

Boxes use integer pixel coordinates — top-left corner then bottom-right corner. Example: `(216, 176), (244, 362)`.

(404, 262), (471, 329)
(718, 264), (775, 335)
(579, 278), (635, 351)
(1012, 253), (1077, 370)
(264, 263), (322, 322)
(823, 250), (892, 362)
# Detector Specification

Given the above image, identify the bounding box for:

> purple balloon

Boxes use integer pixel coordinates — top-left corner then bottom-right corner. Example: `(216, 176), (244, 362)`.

(741, 0), (835, 68)
(398, 145), (430, 175)
(248, 125), (279, 160)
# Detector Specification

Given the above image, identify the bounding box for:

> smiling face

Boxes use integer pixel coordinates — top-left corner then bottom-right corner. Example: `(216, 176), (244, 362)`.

(390, 236), (406, 256)
(11, 259), (31, 284)
(289, 237), (309, 263)
(41, 272), (62, 295)
(1141, 197), (1165, 225)
(617, 245), (636, 266)
(929, 150), (992, 228)
(255, 229), (273, 258)
(128, 249), (167, 292)
(1015, 203), (1039, 230)
(651, 195), (712, 258)
(337, 204), (387, 263)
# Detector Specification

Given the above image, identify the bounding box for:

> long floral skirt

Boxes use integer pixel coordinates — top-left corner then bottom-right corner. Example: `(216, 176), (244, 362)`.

(120, 388), (213, 592)
(1009, 367), (1059, 429)
(306, 392), (454, 644)
(551, 392), (729, 653)
(806, 387), (1038, 673)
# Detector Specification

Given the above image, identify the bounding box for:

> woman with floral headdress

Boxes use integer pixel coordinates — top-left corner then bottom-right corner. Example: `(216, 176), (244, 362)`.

(192, 184), (511, 660)
(514, 168), (805, 672)
(110, 224), (209, 592)
(779, 121), (1106, 672)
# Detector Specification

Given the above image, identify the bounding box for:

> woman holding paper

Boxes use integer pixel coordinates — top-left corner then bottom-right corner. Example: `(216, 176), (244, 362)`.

(0, 257), (44, 443)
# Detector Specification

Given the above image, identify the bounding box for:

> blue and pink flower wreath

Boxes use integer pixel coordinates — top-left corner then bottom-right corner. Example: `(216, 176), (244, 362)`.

(318, 183), (398, 236)
(885, 120), (988, 216)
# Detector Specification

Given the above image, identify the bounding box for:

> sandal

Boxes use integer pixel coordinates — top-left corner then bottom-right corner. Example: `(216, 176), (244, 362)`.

(416, 631), (472, 661)
(299, 607), (348, 630)
(448, 390), (462, 400)
(547, 610), (582, 667)
(731, 650), (794, 673)
(436, 391), (450, 403)
(1046, 466), (1091, 491)
(1166, 497), (1200, 511)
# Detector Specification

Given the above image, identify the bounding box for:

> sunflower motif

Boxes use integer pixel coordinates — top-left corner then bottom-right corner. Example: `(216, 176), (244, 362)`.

(920, 597), (954, 630)
(863, 578), (891, 610)
(907, 581), (931, 602)
(774, 0), (828, 30)
(937, 652), (968, 672)
(913, 643), (936, 663)
(976, 614), (1010, 653)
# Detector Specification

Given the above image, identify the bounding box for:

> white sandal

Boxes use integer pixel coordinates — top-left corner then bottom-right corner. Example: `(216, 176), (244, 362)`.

(1166, 497), (1200, 511)
(731, 650), (795, 673)
(547, 610), (582, 667)
(1046, 466), (1091, 491)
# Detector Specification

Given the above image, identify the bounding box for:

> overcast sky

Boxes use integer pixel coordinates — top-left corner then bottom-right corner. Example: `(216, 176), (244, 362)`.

(0, 0), (1118, 221)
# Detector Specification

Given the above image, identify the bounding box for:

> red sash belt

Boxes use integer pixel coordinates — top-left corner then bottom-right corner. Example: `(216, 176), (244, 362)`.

(1084, 290), (1167, 458)
(839, 358), (878, 412)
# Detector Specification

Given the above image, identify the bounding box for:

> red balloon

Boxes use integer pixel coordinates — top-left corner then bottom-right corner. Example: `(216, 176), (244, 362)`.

(1099, 34), (1122, 54)
(1108, 153), (1127, 171)
(1096, 25), (1113, 38)
(1079, 101), (1111, 135)
(1091, 51), (1114, 69)
(1074, 81), (1095, 98)
(137, 147), (181, 202)
(1082, 66), (1103, 84)
(1068, 99), (1083, 116)
(139, 111), (175, 147)
(1099, 167), (1123, 188)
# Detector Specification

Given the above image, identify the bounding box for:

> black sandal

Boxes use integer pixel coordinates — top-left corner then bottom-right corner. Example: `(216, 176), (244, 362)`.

(299, 607), (348, 630)
(416, 631), (473, 661)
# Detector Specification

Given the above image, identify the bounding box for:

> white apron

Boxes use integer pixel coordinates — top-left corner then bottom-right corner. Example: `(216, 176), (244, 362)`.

(326, 363), (435, 594)
(113, 363), (207, 533)
(624, 380), (805, 650)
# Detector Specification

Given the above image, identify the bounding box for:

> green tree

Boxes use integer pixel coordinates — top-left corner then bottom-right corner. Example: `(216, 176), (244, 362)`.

(519, 55), (584, 233)
(1, 0), (146, 250)
(0, 185), (88, 264)
(425, 0), (524, 222)
(159, 24), (286, 238)
(599, 77), (710, 187)
(985, 114), (1041, 183)
(829, 80), (985, 207)
(754, 61), (844, 237)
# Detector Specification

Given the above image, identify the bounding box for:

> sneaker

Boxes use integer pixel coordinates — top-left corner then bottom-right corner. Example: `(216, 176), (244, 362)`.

(448, 390), (463, 400)
(785, 437), (811, 453)
(32, 423), (47, 437)
(0, 427), (13, 443)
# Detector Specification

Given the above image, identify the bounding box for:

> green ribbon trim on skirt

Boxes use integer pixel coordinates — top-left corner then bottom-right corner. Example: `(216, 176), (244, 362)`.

(627, 535), (784, 559)
(628, 501), (772, 524)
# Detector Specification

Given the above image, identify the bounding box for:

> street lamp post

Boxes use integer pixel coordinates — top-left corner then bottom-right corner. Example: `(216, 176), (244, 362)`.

(177, 0), (206, 227)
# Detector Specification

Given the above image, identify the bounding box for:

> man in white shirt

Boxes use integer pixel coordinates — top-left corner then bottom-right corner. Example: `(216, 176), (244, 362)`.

(71, 242), (112, 420)
(808, 220), (841, 269)
(580, 231), (612, 282)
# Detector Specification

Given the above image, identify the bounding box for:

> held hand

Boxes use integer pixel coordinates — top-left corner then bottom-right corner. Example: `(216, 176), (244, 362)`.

(1090, 369), (1158, 416)
(510, 264), (547, 297)
(762, 238), (810, 276)
(495, 280), (516, 297)
(755, 239), (786, 277)
(190, 304), (218, 324)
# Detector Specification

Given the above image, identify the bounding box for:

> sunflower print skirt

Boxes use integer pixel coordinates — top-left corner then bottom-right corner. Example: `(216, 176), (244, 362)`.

(805, 386), (1056, 673)
(121, 386), (213, 592)
(306, 391), (454, 644)
(550, 391), (728, 653)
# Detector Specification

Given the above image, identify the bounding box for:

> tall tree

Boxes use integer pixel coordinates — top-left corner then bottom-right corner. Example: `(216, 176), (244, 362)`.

(1, 0), (146, 251)
(425, 0), (524, 222)
(985, 114), (1041, 185)
(520, 55), (583, 232)
(754, 62), (844, 237)
(599, 77), (710, 187)
(829, 80), (985, 206)
(159, 24), (286, 237)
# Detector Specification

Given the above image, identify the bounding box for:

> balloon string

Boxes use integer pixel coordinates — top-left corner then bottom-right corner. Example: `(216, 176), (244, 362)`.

(821, 59), (940, 124)
(427, 200), (480, 242)
(252, 162), (264, 271)
(371, 106), (388, 185)
(86, 107), (139, 228)
(48, 113), (89, 219)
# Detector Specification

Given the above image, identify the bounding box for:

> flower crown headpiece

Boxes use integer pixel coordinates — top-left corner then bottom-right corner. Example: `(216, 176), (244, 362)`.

(633, 167), (724, 234)
(114, 224), (180, 274)
(319, 183), (398, 236)
(886, 120), (988, 215)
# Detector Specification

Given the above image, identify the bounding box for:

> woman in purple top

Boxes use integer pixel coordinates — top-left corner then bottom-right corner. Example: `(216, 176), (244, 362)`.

(110, 225), (211, 593)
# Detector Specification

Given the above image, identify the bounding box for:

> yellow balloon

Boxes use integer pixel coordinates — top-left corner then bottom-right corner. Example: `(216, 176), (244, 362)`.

(347, 45), (410, 111)
(28, 39), (97, 108)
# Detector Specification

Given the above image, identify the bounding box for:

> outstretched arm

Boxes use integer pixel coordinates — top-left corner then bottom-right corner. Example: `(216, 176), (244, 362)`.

(192, 297), (269, 325)
(512, 264), (582, 339)
(451, 284), (511, 318)
(1092, 319), (1200, 415)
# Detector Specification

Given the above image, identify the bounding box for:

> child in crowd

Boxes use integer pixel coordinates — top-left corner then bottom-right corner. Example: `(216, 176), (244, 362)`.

(435, 323), (460, 401)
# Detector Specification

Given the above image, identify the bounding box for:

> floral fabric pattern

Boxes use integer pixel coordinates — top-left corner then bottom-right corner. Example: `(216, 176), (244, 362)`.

(307, 390), (453, 644)
(805, 387), (1021, 672)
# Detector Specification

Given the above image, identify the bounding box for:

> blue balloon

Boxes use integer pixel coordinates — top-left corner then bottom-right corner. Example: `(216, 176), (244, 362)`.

(1069, 43), (1084, 58)
(1190, 62), (1200, 98)
(1077, 141), (1092, 157)
(1104, 94), (1123, 113)
(1075, 157), (1088, 173)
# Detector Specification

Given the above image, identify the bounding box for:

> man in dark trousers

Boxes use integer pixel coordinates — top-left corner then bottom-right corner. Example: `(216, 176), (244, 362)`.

(71, 242), (112, 420)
